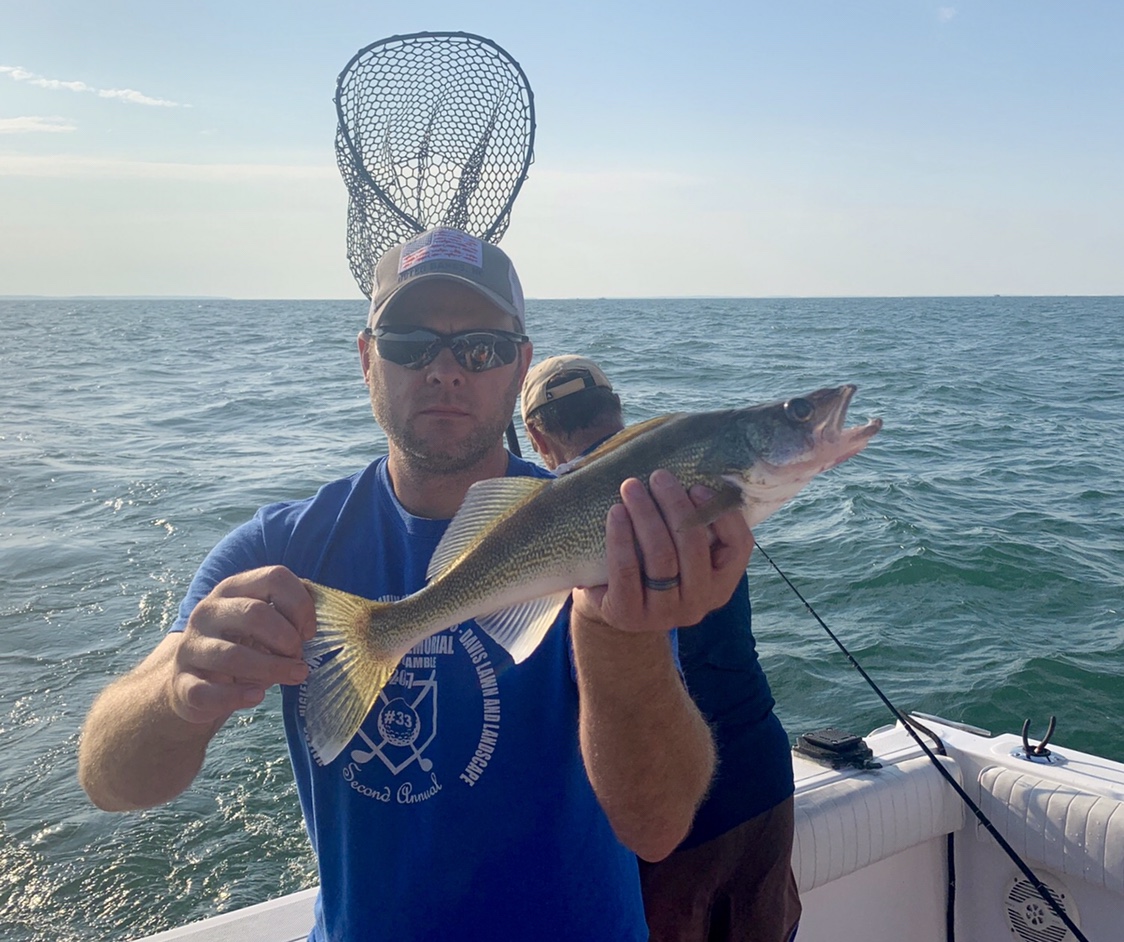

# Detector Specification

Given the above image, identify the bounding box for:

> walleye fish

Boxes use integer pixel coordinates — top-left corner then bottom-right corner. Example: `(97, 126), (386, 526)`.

(302, 384), (881, 764)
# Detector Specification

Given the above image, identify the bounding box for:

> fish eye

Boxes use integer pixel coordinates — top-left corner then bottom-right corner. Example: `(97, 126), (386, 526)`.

(784, 398), (815, 423)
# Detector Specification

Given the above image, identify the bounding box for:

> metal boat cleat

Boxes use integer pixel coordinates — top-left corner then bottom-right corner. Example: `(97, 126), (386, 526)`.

(1013, 715), (1065, 765)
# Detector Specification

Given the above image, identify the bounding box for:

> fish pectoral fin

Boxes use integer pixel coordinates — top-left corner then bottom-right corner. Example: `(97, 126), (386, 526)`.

(426, 477), (551, 581)
(475, 590), (572, 663)
(678, 481), (744, 530)
(300, 580), (407, 766)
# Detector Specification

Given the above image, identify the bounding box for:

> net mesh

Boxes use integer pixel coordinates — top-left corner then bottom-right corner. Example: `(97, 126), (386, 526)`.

(335, 31), (536, 298)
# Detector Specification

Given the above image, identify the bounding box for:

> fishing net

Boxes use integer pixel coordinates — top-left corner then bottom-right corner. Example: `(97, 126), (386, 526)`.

(335, 31), (536, 298)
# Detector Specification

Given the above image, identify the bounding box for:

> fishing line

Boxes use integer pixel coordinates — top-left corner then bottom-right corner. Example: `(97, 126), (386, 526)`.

(755, 540), (1091, 942)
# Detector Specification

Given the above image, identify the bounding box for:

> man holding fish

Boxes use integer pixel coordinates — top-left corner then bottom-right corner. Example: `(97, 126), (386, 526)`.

(79, 228), (755, 940)
(522, 355), (802, 942)
(80, 227), (879, 940)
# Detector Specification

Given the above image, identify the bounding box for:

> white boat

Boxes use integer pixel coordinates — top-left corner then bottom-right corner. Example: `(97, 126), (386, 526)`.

(133, 713), (1123, 942)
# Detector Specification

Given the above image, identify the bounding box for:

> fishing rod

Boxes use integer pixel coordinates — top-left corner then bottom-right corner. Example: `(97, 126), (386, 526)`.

(755, 541), (1091, 942)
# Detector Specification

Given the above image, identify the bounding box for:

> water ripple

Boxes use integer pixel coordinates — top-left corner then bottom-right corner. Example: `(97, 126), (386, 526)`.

(2, 295), (1122, 940)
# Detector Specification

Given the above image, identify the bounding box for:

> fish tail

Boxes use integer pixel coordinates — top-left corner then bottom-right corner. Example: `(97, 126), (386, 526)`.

(301, 580), (405, 766)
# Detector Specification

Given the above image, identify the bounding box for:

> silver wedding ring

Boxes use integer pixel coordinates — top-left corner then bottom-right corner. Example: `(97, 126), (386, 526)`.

(642, 574), (681, 591)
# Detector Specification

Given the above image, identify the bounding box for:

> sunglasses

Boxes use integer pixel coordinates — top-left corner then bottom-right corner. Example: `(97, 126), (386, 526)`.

(368, 326), (529, 373)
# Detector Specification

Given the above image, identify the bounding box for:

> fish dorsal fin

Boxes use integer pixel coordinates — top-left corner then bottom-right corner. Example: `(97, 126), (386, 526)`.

(427, 476), (550, 581)
(476, 590), (572, 663)
(565, 413), (683, 473)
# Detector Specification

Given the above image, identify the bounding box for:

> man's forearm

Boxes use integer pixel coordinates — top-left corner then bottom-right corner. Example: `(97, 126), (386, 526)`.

(78, 640), (224, 811)
(571, 616), (716, 862)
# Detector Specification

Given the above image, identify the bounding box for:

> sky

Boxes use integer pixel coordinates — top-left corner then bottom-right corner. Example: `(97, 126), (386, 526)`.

(1, 1), (1122, 299)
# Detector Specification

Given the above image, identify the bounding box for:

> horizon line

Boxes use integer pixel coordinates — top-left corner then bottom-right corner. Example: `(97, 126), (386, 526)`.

(4, 293), (1123, 302)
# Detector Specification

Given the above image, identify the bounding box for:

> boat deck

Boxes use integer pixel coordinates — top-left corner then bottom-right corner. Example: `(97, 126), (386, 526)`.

(134, 716), (1124, 942)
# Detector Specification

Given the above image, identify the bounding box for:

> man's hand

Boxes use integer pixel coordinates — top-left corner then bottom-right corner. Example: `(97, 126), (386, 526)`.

(572, 469), (754, 633)
(79, 565), (318, 811)
(568, 470), (750, 859)
(170, 566), (317, 725)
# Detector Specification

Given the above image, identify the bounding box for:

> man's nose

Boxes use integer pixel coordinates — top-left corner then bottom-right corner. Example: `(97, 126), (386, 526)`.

(424, 345), (465, 383)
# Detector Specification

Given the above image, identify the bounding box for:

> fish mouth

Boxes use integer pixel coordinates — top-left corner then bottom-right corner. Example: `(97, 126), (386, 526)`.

(749, 385), (882, 483)
(723, 384), (882, 528)
(812, 384), (883, 459)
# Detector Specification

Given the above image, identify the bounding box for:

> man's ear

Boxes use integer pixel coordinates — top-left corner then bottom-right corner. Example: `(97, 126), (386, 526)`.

(525, 422), (558, 469)
(357, 330), (372, 384)
(515, 340), (534, 387)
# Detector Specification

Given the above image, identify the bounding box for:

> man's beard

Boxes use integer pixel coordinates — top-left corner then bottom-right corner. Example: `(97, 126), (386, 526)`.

(370, 374), (520, 475)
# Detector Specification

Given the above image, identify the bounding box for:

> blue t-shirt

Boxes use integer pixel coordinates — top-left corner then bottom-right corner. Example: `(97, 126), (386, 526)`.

(676, 574), (794, 849)
(171, 455), (646, 941)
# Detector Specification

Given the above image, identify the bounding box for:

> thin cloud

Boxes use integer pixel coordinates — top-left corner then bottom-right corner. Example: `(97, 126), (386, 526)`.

(530, 166), (701, 194)
(938, 7), (957, 22)
(0, 115), (76, 134)
(97, 87), (183, 106)
(0, 153), (336, 182)
(0, 64), (186, 107)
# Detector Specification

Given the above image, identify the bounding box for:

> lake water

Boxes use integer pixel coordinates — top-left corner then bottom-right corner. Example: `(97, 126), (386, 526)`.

(2, 295), (1122, 939)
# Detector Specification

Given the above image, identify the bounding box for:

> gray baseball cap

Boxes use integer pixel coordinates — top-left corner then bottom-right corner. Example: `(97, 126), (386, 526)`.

(367, 227), (526, 331)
